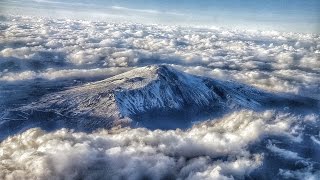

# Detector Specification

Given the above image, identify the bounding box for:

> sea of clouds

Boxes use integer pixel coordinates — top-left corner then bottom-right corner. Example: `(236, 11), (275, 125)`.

(0, 15), (320, 179)
(1, 110), (319, 179)
(1, 15), (319, 99)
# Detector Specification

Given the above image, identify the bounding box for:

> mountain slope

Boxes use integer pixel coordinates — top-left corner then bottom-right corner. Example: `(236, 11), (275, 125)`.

(10, 65), (319, 130)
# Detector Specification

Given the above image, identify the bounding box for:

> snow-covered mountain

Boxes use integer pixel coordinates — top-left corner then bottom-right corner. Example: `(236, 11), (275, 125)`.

(10, 65), (314, 130)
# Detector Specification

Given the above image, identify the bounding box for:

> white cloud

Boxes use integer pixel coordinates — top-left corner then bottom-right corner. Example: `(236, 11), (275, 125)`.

(266, 141), (303, 160)
(110, 6), (184, 16)
(1, 15), (318, 98)
(0, 67), (131, 82)
(279, 167), (320, 180)
(0, 47), (36, 59)
(0, 110), (312, 179)
(31, 0), (90, 6)
(111, 6), (160, 14)
(311, 135), (320, 146)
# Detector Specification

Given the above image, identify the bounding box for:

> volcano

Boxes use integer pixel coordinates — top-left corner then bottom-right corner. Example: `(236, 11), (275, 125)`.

(4, 65), (318, 131)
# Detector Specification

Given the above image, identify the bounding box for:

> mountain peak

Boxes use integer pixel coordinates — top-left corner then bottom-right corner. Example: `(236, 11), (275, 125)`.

(152, 64), (173, 73)
(12, 65), (318, 130)
(109, 64), (175, 80)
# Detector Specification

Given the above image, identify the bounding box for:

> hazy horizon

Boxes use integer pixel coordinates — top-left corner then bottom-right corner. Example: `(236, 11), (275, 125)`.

(1, 0), (320, 33)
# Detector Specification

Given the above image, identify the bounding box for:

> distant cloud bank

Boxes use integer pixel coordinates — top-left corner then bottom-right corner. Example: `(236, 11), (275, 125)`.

(1, 15), (319, 99)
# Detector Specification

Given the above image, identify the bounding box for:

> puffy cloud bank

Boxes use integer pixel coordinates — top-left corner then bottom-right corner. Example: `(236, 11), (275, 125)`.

(1, 15), (319, 99)
(1, 110), (319, 179)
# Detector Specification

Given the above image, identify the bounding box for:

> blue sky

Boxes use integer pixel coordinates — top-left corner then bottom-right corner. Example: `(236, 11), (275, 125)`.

(1, 0), (319, 33)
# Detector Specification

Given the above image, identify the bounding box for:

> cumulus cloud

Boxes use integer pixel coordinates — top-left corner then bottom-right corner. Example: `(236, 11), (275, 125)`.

(0, 67), (131, 82)
(279, 167), (320, 180)
(1, 110), (316, 180)
(1, 15), (319, 99)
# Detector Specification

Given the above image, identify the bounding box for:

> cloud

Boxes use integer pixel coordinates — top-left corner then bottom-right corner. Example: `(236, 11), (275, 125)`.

(279, 167), (320, 180)
(111, 6), (160, 14)
(0, 47), (36, 59)
(1, 15), (318, 99)
(31, 0), (90, 6)
(266, 141), (303, 160)
(0, 110), (314, 179)
(110, 6), (184, 16)
(32, 0), (61, 4)
(311, 135), (320, 146)
(0, 67), (132, 82)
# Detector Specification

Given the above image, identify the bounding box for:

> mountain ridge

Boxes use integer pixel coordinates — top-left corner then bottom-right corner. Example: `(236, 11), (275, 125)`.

(5, 65), (319, 131)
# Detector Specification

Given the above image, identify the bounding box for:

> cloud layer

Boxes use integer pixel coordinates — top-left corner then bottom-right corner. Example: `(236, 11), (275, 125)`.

(1, 110), (319, 180)
(1, 15), (319, 99)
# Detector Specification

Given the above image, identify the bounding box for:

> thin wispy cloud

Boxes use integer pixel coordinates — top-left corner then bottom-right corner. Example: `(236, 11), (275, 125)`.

(30, 1), (184, 16)
(110, 6), (184, 16)
(32, 0), (61, 4)
(31, 0), (92, 7)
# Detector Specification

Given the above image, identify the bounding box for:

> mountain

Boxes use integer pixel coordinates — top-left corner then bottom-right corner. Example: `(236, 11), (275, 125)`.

(4, 65), (319, 131)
